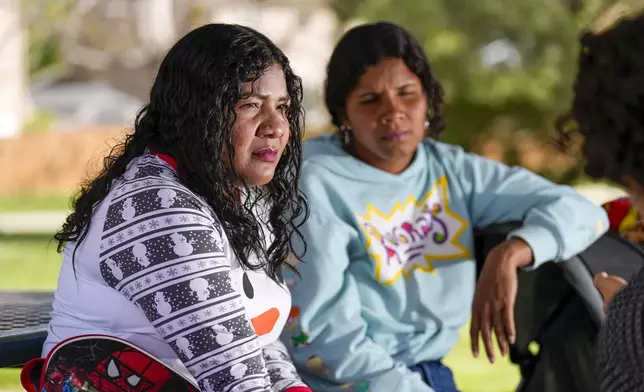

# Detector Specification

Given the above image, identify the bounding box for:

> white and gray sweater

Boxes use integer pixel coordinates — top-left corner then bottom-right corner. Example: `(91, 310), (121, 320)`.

(43, 153), (307, 392)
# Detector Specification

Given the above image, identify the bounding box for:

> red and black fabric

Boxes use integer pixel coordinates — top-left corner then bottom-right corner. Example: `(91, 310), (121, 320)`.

(601, 197), (640, 234)
(21, 335), (200, 392)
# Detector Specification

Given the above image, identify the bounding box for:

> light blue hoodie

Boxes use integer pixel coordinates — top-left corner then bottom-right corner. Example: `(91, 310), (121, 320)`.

(281, 134), (608, 392)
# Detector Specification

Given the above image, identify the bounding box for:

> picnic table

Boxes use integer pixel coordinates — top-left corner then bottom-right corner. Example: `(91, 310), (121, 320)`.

(0, 291), (53, 367)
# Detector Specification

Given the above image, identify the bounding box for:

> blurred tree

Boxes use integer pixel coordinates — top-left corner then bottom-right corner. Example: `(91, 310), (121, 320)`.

(23, 0), (74, 78)
(22, 0), (185, 78)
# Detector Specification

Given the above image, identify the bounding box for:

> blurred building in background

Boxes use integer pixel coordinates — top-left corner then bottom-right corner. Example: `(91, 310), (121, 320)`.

(2, 0), (338, 136)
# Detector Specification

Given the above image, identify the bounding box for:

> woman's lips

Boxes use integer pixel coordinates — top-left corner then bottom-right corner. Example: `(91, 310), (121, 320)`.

(252, 148), (279, 162)
(381, 131), (411, 142)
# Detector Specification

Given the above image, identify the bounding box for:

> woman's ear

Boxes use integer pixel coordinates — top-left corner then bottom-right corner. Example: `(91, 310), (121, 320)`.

(340, 113), (351, 130)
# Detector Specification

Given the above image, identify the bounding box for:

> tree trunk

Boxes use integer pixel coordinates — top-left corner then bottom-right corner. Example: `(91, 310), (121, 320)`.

(135, 0), (177, 52)
(0, 0), (28, 138)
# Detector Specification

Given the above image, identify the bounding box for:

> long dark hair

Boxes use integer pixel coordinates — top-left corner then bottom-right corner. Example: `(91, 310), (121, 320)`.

(55, 24), (309, 281)
(556, 13), (644, 188)
(324, 21), (446, 138)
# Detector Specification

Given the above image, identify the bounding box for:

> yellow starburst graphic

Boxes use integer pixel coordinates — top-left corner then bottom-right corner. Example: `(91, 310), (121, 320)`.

(356, 176), (471, 285)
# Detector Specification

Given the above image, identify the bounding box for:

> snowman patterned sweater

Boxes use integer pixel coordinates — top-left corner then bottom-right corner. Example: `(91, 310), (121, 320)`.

(42, 153), (310, 392)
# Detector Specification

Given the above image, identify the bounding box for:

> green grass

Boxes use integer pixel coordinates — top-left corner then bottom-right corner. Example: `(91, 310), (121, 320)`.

(0, 368), (20, 390)
(0, 195), (70, 212)
(0, 236), (519, 391)
(0, 236), (62, 389)
(0, 236), (62, 290)
(445, 330), (520, 392)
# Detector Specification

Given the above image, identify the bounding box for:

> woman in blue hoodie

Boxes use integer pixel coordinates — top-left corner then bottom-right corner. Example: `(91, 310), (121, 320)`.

(281, 21), (608, 392)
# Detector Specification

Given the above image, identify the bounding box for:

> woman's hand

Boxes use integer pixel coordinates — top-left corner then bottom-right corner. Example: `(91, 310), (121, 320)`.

(593, 272), (627, 312)
(470, 237), (533, 363)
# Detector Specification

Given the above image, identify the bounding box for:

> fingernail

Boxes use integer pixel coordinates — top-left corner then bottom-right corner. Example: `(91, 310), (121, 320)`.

(509, 336), (516, 344)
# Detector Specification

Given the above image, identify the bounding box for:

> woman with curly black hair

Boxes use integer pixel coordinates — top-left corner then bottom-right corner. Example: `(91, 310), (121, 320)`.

(557, 12), (644, 392)
(280, 21), (608, 392)
(39, 24), (311, 392)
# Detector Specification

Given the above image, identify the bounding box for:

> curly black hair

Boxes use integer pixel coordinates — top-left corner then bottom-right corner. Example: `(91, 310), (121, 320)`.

(557, 13), (644, 188)
(325, 21), (446, 138)
(54, 24), (309, 281)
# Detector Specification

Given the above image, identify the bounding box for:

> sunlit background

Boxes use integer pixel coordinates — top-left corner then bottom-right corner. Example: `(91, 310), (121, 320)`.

(1, 0), (641, 390)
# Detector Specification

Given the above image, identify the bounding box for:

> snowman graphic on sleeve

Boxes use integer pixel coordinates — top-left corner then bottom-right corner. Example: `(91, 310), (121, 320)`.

(121, 198), (137, 221)
(176, 336), (195, 360)
(170, 233), (194, 257)
(154, 291), (172, 316)
(263, 347), (284, 361)
(157, 189), (178, 208)
(123, 166), (139, 181)
(211, 324), (235, 347)
(105, 258), (123, 281)
(230, 363), (248, 380)
(277, 366), (296, 380)
(209, 231), (224, 250)
(132, 243), (151, 268)
(189, 278), (215, 302)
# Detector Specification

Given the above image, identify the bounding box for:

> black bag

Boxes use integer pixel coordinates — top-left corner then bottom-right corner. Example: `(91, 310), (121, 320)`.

(474, 223), (644, 392)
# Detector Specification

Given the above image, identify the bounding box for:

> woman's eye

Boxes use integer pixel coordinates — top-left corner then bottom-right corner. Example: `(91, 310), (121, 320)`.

(359, 97), (378, 105)
(240, 102), (259, 109)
